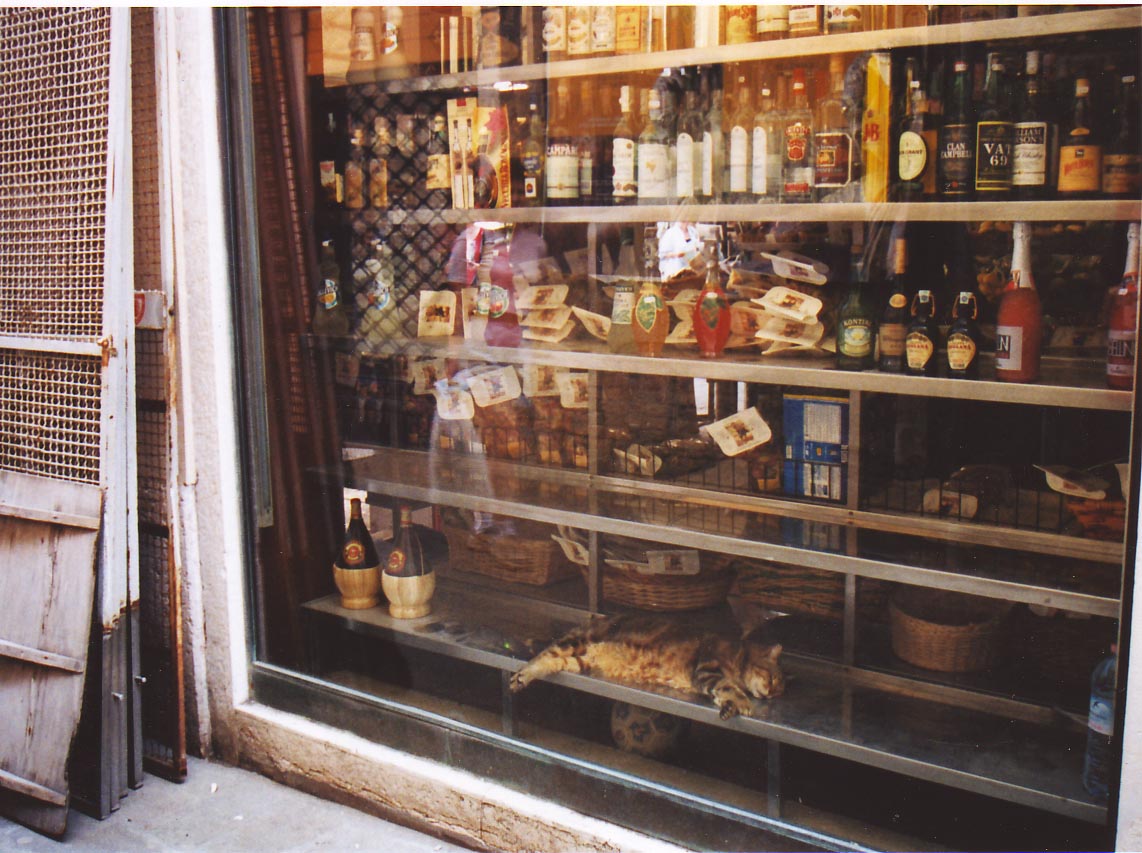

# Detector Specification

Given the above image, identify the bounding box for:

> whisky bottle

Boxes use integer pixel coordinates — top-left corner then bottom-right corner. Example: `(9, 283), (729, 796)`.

(613, 6), (645, 55)
(1057, 76), (1102, 198)
(1013, 50), (1052, 200)
(787, 4), (822, 37)
(726, 74), (753, 203)
(905, 290), (939, 377)
(386, 506), (429, 577)
(938, 58), (975, 198)
(1102, 74), (1140, 199)
(693, 240), (731, 358)
(782, 67), (814, 202)
(521, 102), (545, 206)
(638, 86), (673, 204)
(974, 52), (1014, 198)
(946, 292), (982, 379)
(1107, 221), (1140, 390)
(836, 244), (876, 371)
(896, 73), (937, 199)
(751, 79), (781, 202)
(995, 222), (1042, 383)
(612, 85), (638, 204)
(878, 235), (910, 373)
(815, 55), (856, 202)
(546, 79), (580, 205)
(337, 498), (381, 570)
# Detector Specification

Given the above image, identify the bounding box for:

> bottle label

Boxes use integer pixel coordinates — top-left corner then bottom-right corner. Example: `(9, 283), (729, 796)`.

(546, 146), (580, 198)
(612, 284), (635, 325)
(614, 7), (642, 52)
(371, 282), (392, 311)
(905, 331), (934, 370)
(613, 138), (636, 197)
(752, 127), (768, 195)
(592, 6), (616, 52)
(676, 133), (696, 198)
(701, 132), (714, 196)
(542, 7), (566, 52)
(1108, 328), (1136, 376)
(785, 121), (810, 163)
(638, 142), (670, 199)
(427, 153), (450, 190)
(566, 6), (592, 55)
(898, 130), (927, 181)
(879, 322), (906, 357)
(579, 150), (594, 198)
(1089, 695), (1114, 737)
(319, 279), (339, 310)
(839, 321), (873, 357)
(1058, 145), (1102, 193)
(729, 126), (749, 192)
(947, 332), (977, 371)
(825, 5), (861, 30)
(788, 4), (819, 32)
(975, 121), (1014, 190)
(995, 324), (1023, 372)
(387, 548), (407, 574)
(757, 5), (789, 35)
(1012, 122), (1048, 187)
(815, 131), (853, 187)
(350, 30), (376, 62)
(698, 291), (726, 330)
(1103, 154), (1142, 195)
(488, 285), (510, 318)
(523, 176), (538, 199)
(636, 292), (664, 332)
(342, 540), (366, 567)
(939, 123), (974, 193)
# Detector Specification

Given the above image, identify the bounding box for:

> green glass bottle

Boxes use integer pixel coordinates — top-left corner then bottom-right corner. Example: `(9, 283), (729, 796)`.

(836, 245), (876, 371)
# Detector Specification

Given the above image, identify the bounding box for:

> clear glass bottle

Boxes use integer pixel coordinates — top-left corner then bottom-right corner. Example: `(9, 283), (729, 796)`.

(815, 55), (856, 202)
(726, 74), (753, 203)
(608, 227), (639, 354)
(699, 68), (725, 204)
(1082, 646), (1119, 802)
(612, 85), (638, 204)
(638, 86), (673, 204)
(751, 80), (781, 202)
(781, 67), (813, 202)
(632, 229), (668, 356)
(484, 247), (522, 348)
(995, 221), (1042, 383)
(675, 76), (704, 204)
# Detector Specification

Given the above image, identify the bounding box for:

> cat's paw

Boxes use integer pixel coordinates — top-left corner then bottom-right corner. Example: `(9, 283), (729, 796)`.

(509, 671), (529, 692)
(718, 698), (754, 720)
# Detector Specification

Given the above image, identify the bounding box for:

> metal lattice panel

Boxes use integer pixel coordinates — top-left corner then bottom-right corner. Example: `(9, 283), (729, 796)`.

(136, 405), (169, 526)
(0, 7), (111, 342)
(0, 350), (101, 483)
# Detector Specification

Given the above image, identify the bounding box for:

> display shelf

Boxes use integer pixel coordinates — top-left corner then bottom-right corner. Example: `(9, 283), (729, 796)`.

(337, 447), (1122, 617)
(363, 7), (1139, 96)
(303, 586), (1106, 823)
(380, 337), (1133, 413)
(386, 198), (1142, 226)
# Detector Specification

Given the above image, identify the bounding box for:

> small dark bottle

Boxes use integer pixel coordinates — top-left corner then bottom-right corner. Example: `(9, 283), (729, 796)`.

(337, 498), (381, 570)
(878, 235), (911, 373)
(946, 291), (982, 379)
(386, 506), (430, 577)
(905, 290), (940, 377)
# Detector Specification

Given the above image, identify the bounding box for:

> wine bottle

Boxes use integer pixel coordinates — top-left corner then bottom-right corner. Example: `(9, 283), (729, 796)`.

(938, 58), (975, 198)
(782, 67), (814, 202)
(337, 498), (381, 570)
(974, 52), (1014, 198)
(726, 74), (753, 203)
(612, 85), (638, 204)
(576, 79), (597, 203)
(905, 290), (939, 377)
(1103, 74), (1141, 199)
(836, 244), (876, 371)
(1108, 221), (1141, 390)
(995, 221), (1042, 383)
(675, 75), (704, 204)
(608, 228), (638, 354)
(693, 240), (731, 358)
(700, 68), (725, 204)
(946, 292), (982, 379)
(878, 235), (911, 373)
(546, 79), (580, 205)
(386, 506), (430, 577)
(1057, 76), (1102, 198)
(1013, 50), (1052, 200)
(638, 86), (673, 204)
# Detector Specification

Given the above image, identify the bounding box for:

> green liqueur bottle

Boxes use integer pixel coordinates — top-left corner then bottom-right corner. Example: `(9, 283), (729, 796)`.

(836, 243), (876, 370)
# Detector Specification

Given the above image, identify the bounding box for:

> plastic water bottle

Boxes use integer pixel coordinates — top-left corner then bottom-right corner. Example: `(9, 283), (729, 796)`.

(1082, 646), (1118, 801)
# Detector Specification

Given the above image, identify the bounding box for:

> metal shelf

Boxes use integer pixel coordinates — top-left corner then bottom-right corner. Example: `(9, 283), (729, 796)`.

(338, 447), (1122, 617)
(303, 586), (1107, 824)
(383, 337), (1133, 413)
(360, 7), (1139, 96)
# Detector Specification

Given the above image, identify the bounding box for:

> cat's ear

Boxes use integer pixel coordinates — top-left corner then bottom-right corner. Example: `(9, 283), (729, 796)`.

(765, 644), (783, 662)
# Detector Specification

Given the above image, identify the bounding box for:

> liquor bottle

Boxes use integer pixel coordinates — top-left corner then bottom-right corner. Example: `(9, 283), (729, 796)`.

(608, 228), (639, 353)
(638, 86), (673, 204)
(975, 52), (1014, 198)
(1013, 50), (1052, 200)
(337, 498), (381, 570)
(317, 110), (343, 206)
(313, 239), (350, 338)
(825, 4), (864, 33)
(995, 221), (1042, 383)
(612, 85), (638, 204)
(938, 57), (975, 198)
(897, 74), (937, 199)
(386, 506), (430, 577)
(787, 4), (822, 37)
(344, 123), (366, 210)
(374, 6), (411, 82)
(484, 247), (522, 348)
(542, 6), (567, 62)
(878, 235), (910, 373)
(593, 82), (616, 204)
(546, 79), (580, 205)
(566, 6), (593, 58)
(723, 5), (756, 43)
(726, 74), (753, 203)
(470, 120), (500, 209)
(755, 5), (789, 41)
(521, 102), (545, 207)
(700, 68), (725, 204)
(836, 244), (876, 371)
(614, 6), (644, 55)
(577, 79), (597, 203)
(751, 80), (782, 202)
(675, 76), (704, 204)
(425, 114), (451, 209)
(591, 5), (616, 56)
(1108, 221), (1141, 390)
(782, 67), (814, 202)
(1057, 75), (1102, 198)
(345, 7), (379, 85)
(632, 230), (668, 356)
(1103, 74), (1141, 199)
(905, 290), (939, 377)
(815, 55), (856, 202)
(693, 240), (731, 357)
(1082, 646), (1118, 802)
(946, 291), (982, 379)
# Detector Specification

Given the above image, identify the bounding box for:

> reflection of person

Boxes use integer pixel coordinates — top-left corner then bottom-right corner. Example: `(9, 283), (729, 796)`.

(657, 221), (701, 279)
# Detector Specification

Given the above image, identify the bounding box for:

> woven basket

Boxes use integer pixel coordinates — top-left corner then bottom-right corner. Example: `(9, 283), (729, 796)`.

(582, 560), (735, 611)
(890, 588), (1010, 673)
(443, 521), (577, 586)
(732, 560), (890, 622)
(1066, 497), (1127, 542)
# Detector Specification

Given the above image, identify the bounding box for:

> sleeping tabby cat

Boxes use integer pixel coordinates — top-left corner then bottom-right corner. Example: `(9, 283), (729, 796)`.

(509, 613), (784, 719)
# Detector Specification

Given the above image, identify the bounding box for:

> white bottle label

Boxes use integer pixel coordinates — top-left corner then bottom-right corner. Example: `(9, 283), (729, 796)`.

(676, 133), (695, 198)
(701, 131), (714, 195)
(638, 143), (670, 199)
(612, 285), (635, 325)
(613, 138), (636, 197)
(729, 126), (749, 192)
(898, 130), (927, 181)
(1013, 121), (1048, 186)
(752, 127), (768, 195)
(995, 324), (1023, 372)
(547, 145), (579, 199)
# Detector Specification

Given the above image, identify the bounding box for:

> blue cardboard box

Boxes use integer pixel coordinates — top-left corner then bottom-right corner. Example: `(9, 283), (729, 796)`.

(783, 393), (849, 503)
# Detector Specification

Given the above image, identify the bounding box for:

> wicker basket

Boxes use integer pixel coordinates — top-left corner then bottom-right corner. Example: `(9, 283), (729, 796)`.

(889, 588), (1010, 673)
(583, 560), (735, 611)
(443, 519), (578, 586)
(1066, 497), (1126, 542)
(732, 560), (890, 622)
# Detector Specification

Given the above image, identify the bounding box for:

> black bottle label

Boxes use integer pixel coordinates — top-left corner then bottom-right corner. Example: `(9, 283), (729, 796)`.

(939, 123), (974, 193)
(975, 121), (1014, 191)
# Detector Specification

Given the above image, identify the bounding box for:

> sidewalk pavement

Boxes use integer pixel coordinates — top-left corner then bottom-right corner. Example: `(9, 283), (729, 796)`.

(0, 756), (474, 852)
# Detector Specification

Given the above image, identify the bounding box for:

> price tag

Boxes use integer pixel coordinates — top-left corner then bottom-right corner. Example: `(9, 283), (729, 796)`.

(644, 550), (700, 576)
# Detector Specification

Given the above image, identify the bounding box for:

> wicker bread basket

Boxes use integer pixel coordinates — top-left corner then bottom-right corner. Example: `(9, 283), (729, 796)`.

(889, 587), (1010, 673)
(444, 519), (577, 586)
(582, 559), (735, 611)
(733, 560), (890, 622)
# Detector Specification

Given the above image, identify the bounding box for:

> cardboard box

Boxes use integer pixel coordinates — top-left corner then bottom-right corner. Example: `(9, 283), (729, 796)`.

(783, 393), (849, 503)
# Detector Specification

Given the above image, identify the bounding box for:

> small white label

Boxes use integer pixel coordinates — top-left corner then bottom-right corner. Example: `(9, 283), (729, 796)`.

(676, 133), (696, 198)
(701, 131), (714, 195)
(638, 143), (670, 199)
(729, 126), (749, 192)
(645, 550), (701, 576)
(613, 138), (636, 197)
(752, 127), (768, 194)
(898, 130), (927, 181)
(995, 324), (1024, 372)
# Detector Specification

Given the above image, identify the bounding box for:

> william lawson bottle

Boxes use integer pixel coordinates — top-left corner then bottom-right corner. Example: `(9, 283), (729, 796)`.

(836, 246), (876, 371)
(946, 292), (982, 379)
(974, 52), (1013, 199)
(1013, 50), (1052, 200)
(995, 221), (1042, 383)
(905, 291), (939, 377)
(338, 498), (381, 570)
(1057, 76), (1102, 198)
(693, 240), (731, 358)
(878, 236), (911, 373)
(1108, 221), (1141, 390)
(386, 506), (430, 577)
(938, 58), (975, 198)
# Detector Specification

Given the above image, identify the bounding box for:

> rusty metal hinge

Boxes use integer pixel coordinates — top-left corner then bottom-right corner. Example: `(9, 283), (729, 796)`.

(98, 336), (117, 367)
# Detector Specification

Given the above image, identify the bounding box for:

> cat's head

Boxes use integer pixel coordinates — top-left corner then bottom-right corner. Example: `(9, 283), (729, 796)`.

(741, 641), (785, 699)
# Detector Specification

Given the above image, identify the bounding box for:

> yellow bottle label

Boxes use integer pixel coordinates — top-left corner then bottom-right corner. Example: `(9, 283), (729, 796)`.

(946, 332), (977, 371)
(905, 331), (934, 369)
(1057, 144), (1102, 193)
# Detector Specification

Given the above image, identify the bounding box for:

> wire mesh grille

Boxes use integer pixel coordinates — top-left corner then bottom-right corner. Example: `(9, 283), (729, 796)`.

(137, 405), (169, 526)
(0, 350), (101, 483)
(0, 8), (111, 341)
